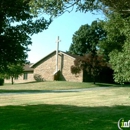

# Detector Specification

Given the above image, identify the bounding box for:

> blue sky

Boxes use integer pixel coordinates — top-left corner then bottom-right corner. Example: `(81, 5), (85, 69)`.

(27, 11), (105, 63)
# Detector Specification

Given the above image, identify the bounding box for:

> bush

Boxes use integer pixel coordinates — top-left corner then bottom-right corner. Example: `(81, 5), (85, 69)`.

(34, 74), (43, 82)
(0, 78), (4, 86)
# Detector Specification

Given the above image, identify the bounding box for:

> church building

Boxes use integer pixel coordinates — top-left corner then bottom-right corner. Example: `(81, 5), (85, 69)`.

(31, 50), (83, 82)
(4, 50), (83, 83)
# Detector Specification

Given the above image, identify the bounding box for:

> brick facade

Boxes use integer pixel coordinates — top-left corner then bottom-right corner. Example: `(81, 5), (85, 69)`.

(32, 51), (83, 82)
(4, 72), (35, 83)
(4, 51), (83, 83)
(59, 53), (83, 82)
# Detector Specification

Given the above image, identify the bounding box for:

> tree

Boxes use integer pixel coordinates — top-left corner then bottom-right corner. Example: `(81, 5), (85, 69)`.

(109, 14), (130, 84)
(29, 0), (99, 17)
(99, 12), (130, 83)
(29, 0), (130, 18)
(68, 20), (106, 55)
(99, 13), (126, 60)
(0, 0), (51, 71)
(99, 0), (130, 18)
(109, 38), (130, 84)
(2, 64), (24, 84)
(0, 63), (25, 85)
(71, 53), (107, 84)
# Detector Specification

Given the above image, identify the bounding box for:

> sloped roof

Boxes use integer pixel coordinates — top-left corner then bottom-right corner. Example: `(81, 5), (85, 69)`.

(23, 63), (34, 72)
(60, 51), (80, 59)
(31, 50), (78, 68)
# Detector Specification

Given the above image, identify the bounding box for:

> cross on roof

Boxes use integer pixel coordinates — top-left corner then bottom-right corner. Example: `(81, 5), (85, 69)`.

(56, 36), (61, 44)
(55, 36), (61, 72)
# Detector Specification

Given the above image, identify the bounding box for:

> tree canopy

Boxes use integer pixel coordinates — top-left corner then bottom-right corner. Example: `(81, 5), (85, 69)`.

(5, 64), (23, 84)
(29, 0), (130, 18)
(29, 0), (99, 17)
(0, 0), (51, 71)
(99, 13), (127, 60)
(69, 20), (106, 55)
(71, 53), (107, 84)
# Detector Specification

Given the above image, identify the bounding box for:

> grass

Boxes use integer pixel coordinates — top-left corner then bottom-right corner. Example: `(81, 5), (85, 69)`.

(0, 81), (130, 130)
(1, 81), (119, 93)
(0, 105), (130, 130)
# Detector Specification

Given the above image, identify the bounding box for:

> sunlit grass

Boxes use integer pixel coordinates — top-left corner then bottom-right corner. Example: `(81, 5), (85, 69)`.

(2, 81), (118, 91)
(0, 81), (130, 130)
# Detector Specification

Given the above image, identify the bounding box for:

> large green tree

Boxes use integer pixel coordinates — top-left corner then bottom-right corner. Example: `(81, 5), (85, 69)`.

(99, 0), (130, 18)
(71, 53), (107, 84)
(99, 12), (130, 83)
(107, 14), (130, 83)
(29, 0), (99, 17)
(69, 20), (106, 55)
(29, 0), (130, 18)
(99, 13), (126, 60)
(0, 0), (51, 71)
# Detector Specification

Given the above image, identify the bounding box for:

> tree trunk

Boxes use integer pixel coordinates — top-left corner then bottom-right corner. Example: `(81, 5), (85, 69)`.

(11, 76), (14, 85)
(93, 76), (96, 84)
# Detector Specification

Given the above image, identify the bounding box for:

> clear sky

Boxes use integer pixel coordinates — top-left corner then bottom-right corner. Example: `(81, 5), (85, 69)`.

(27, 11), (105, 63)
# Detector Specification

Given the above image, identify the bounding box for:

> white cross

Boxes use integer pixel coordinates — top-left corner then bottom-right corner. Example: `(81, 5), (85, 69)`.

(56, 36), (61, 72)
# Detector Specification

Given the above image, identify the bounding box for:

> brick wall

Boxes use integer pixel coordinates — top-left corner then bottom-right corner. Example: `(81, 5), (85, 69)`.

(59, 53), (83, 82)
(4, 72), (35, 83)
(33, 52), (83, 82)
(34, 53), (59, 81)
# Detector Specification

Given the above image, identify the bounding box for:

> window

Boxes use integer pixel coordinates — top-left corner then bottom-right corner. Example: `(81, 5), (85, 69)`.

(23, 73), (28, 80)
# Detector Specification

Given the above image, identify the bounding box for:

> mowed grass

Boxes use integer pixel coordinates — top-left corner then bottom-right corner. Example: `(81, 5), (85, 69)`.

(1, 81), (118, 93)
(0, 81), (130, 130)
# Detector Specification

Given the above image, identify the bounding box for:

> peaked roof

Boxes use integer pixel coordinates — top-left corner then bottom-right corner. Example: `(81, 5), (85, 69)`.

(31, 50), (78, 68)
(23, 63), (34, 71)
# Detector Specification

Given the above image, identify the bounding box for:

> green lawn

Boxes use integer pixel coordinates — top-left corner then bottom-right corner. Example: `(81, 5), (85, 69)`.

(1, 81), (118, 92)
(0, 81), (130, 130)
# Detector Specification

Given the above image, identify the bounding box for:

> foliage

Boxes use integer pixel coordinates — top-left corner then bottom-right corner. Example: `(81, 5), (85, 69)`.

(2, 64), (24, 84)
(101, 13), (130, 84)
(71, 66), (81, 75)
(29, 0), (130, 18)
(71, 53), (107, 84)
(109, 42), (130, 84)
(100, 0), (130, 18)
(69, 20), (106, 55)
(34, 74), (43, 82)
(0, 0), (51, 71)
(29, 0), (99, 17)
(99, 13), (127, 60)
(0, 78), (4, 86)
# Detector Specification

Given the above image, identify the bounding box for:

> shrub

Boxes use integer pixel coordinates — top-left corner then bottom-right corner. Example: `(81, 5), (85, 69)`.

(34, 74), (43, 82)
(0, 78), (4, 86)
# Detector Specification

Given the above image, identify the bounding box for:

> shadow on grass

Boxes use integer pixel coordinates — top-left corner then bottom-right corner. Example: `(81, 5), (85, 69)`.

(0, 104), (129, 130)
(94, 83), (115, 87)
(94, 82), (130, 87)
(19, 81), (39, 84)
(0, 89), (81, 94)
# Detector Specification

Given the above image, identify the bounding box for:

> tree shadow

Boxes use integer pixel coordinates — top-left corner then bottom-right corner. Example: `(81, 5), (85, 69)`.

(94, 83), (115, 87)
(19, 81), (39, 84)
(0, 89), (80, 94)
(0, 104), (129, 130)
